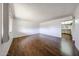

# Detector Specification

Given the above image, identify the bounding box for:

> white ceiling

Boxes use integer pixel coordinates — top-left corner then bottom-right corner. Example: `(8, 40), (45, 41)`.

(11, 3), (78, 23)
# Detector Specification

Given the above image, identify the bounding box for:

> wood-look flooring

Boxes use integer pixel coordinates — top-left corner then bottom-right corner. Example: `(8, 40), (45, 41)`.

(7, 34), (79, 56)
(62, 33), (79, 56)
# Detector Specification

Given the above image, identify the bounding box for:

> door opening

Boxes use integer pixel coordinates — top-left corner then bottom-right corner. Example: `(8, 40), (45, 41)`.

(61, 20), (74, 56)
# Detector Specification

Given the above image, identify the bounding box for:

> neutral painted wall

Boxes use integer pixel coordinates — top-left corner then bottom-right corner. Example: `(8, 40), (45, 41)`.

(72, 5), (79, 50)
(40, 16), (72, 37)
(13, 16), (72, 38)
(0, 4), (2, 45)
(12, 19), (39, 38)
(40, 20), (61, 37)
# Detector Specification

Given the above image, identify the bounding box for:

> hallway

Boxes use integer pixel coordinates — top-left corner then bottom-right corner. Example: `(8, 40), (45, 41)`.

(61, 33), (79, 56)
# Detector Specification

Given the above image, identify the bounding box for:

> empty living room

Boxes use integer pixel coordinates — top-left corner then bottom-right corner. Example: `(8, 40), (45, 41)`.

(0, 3), (79, 56)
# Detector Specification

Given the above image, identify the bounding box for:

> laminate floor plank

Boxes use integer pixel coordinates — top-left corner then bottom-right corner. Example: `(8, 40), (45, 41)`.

(7, 34), (79, 56)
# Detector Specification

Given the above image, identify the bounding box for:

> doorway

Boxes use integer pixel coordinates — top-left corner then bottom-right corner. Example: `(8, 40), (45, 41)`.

(61, 20), (74, 56)
(61, 20), (73, 40)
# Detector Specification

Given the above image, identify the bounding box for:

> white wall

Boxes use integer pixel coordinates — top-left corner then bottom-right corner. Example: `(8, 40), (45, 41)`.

(12, 19), (39, 38)
(72, 5), (79, 50)
(13, 16), (72, 38)
(40, 20), (61, 37)
(40, 16), (72, 37)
